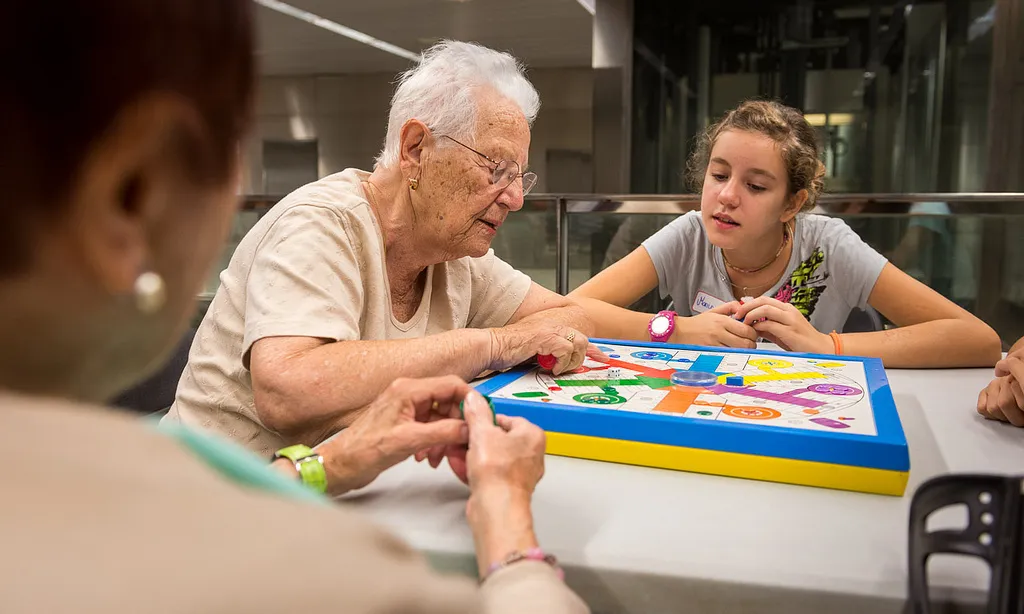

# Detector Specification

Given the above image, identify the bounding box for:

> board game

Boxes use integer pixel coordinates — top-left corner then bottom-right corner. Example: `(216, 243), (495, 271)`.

(476, 339), (910, 495)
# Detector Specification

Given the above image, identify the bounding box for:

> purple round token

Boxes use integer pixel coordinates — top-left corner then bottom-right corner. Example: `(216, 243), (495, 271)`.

(808, 383), (860, 396)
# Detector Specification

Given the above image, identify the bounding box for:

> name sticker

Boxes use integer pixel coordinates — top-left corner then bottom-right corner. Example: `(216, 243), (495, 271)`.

(692, 291), (725, 314)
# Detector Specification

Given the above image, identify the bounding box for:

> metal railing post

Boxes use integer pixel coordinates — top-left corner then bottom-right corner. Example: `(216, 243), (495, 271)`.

(556, 197), (569, 295)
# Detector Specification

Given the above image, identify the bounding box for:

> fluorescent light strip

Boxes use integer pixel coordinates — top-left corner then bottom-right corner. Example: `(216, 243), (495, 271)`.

(576, 0), (596, 15)
(254, 0), (421, 63)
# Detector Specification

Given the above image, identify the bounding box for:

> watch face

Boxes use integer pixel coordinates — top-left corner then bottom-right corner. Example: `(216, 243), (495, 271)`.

(650, 315), (671, 335)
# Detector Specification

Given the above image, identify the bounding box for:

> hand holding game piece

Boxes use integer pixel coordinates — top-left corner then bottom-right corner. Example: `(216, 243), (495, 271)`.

(462, 388), (546, 499)
(488, 318), (596, 375)
(733, 296), (833, 354)
(977, 355), (1024, 427)
(673, 301), (758, 348)
(318, 375), (472, 493)
(459, 395), (499, 426)
(461, 389), (546, 575)
(537, 354), (557, 370)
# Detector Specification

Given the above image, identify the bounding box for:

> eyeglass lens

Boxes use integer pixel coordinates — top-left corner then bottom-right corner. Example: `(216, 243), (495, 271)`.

(493, 160), (538, 195)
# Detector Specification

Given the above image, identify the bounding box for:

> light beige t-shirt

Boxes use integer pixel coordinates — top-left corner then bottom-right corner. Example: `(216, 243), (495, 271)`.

(165, 168), (532, 455)
(0, 394), (588, 614)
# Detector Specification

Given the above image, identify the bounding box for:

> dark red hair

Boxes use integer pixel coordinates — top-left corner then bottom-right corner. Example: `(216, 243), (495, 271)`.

(0, 0), (255, 274)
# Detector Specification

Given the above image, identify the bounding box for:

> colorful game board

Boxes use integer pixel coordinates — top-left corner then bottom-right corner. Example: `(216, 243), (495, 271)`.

(477, 339), (910, 495)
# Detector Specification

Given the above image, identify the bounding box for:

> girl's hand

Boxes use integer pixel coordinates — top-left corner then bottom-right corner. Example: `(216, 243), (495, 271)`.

(733, 296), (833, 354)
(672, 302), (758, 349)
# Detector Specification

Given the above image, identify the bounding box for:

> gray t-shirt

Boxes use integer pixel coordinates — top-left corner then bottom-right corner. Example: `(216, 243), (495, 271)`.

(641, 212), (888, 334)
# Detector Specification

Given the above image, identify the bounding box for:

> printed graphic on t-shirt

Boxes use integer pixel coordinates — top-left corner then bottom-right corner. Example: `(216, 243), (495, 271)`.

(773, 247), (828, 319)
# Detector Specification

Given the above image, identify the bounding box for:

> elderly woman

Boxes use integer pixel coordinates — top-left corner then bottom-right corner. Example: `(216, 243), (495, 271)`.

(0, 2), (586, 612)
(164, 41), (596, 464)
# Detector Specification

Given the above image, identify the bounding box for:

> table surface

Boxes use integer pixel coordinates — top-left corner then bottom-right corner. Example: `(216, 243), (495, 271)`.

(341, 361), (1022, 612)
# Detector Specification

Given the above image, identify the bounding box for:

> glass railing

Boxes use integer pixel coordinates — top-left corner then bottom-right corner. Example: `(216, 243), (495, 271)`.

(203, 193), (1024, 348)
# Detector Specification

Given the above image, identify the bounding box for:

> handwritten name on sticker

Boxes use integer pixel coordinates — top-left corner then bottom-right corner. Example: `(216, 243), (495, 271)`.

(692, 291), (725, 314)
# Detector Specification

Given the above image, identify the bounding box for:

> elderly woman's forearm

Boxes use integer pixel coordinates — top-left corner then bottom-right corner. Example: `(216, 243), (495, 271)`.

(252, 329), (492, 438)
(519, 302), (596, 337)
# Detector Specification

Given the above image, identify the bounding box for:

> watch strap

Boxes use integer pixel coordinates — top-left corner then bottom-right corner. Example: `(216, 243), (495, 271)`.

(274, 444), (327, 494)
(649, 310), (677, 342)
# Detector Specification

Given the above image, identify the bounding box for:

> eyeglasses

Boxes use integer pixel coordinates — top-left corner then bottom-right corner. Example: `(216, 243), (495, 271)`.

(441, 135), (538, 196)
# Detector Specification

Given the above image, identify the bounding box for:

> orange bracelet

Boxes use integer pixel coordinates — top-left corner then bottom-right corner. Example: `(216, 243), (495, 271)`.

(829, 331), (843, 355)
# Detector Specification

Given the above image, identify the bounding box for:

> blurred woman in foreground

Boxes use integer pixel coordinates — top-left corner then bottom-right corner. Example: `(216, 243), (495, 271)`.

(0, 1), (586, 612)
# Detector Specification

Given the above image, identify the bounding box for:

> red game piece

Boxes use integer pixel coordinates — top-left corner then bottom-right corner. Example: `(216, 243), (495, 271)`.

(537, 354), (557, 370)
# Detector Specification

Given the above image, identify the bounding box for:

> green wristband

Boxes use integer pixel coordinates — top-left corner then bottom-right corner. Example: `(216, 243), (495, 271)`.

(274, 444), (327, 494)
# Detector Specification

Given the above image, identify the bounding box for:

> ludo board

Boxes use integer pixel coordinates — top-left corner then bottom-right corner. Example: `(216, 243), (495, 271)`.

(476, 339), (910, 495)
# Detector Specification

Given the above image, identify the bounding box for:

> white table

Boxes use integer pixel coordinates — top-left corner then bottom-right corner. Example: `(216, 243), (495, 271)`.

(340, 365), (1023, 613)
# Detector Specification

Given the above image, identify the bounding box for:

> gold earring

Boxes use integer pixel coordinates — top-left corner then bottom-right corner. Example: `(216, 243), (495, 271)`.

(134, 270), (166, 314)
(409, 177), (419, 191)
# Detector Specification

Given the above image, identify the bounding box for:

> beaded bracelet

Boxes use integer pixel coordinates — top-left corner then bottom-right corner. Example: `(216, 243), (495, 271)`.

(481, 548), (564, 583)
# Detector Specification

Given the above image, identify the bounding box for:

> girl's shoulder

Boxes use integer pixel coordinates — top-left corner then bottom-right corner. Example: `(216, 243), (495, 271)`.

(795, 213), (858, 247)
(667, 209), (705, 234)
(642, 210), (710, 262)
(645, 210), (705, 243)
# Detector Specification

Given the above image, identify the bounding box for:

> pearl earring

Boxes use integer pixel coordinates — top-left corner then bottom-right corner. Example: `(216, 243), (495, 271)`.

(134, 271), (166, 314)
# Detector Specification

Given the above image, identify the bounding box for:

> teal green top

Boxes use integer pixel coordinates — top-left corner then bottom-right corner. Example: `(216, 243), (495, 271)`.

(156, 422), (327, 505)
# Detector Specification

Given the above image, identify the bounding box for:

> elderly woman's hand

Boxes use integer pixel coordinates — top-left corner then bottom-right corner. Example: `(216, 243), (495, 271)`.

(488, 317), (593, 375)
(460, 390), (547, 570)
(313, 376), (471, 495)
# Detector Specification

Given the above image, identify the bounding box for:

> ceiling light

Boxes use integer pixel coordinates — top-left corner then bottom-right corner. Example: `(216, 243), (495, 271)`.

(254, 0), (421, 63)
(804, 113), (855, 127)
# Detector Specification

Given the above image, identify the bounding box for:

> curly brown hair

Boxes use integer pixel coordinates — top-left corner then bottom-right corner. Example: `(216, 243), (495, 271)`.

(687, 100), (826, 212)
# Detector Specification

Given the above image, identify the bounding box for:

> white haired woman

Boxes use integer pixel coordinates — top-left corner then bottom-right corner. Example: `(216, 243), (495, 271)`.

(164, 41), (598, 471)
(1, 3), (586, 611)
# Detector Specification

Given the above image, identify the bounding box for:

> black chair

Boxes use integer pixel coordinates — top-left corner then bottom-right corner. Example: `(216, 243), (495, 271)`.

(907, 474), (1024, 613)
(111, 328), (196, 415)
(842, 306), (884, 333)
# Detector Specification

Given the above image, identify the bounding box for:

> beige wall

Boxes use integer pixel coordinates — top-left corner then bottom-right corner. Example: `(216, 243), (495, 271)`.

(242, 68), (594, 195)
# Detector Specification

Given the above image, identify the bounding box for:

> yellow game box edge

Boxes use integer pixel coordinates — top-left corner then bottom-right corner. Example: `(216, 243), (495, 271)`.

(545, 431), (909, 496)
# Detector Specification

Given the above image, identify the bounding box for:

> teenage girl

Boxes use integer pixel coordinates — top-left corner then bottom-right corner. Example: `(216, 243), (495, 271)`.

(569, 100), (1000, 368)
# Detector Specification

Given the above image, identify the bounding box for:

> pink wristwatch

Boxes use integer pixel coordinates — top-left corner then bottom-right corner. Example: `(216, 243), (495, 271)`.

(648, 310), (676, 342)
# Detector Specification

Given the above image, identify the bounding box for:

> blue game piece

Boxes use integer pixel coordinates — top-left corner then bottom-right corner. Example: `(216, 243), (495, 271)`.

(671, 371), (718, 388)
(726, 376), (745, 386)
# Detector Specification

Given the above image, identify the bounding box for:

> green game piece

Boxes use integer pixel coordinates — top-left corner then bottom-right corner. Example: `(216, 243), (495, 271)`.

(460, 396), (499, 425)
(698, 410), (713, 416)
(573, 392), (627, 405)
(513, 391), (549, 398)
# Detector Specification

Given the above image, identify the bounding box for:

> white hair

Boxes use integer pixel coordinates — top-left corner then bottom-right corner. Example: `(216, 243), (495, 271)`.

(374, 40), (540, 169)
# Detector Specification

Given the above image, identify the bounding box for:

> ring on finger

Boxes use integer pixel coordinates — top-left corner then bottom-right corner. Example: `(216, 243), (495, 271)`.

(566, 330), (576, 343)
